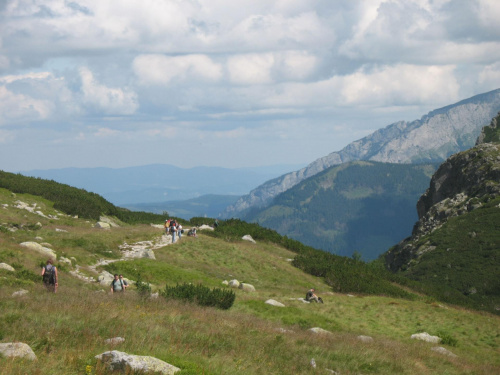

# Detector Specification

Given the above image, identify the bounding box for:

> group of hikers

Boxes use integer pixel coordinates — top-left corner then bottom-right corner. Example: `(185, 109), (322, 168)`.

(164, 219), (183, 242)
(40, 220), (324, 302)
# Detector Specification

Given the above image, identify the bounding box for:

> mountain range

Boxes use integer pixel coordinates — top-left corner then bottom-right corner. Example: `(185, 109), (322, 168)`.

(223, 88), (500, 218)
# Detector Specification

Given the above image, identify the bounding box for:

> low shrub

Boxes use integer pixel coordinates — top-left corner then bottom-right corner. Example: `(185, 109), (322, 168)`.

(161, 283), (236, 310)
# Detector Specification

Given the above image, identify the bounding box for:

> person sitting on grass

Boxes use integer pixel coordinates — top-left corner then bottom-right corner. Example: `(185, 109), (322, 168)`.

(305, 288), (323, 303)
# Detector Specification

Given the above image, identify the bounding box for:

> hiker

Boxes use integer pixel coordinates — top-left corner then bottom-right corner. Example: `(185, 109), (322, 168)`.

(171, 221), (177, 243)
(164, 220), (170, 235)
(214, 219), (219, 228)
(41, 259), (58, 293)
(119, 274), (129, 290)
(110, 274), (125, 293)
(305, 288), (323, 303)
(177, 224), (183, 239)
(187, 227), (197, 237)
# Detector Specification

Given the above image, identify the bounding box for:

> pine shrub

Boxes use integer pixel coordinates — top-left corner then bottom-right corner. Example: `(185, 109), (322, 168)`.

(161, 283), (236, 310)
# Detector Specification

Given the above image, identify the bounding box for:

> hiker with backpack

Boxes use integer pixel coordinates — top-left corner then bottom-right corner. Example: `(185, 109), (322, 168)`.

(41, 259), (58, 293)
(110, 274), (126, 293)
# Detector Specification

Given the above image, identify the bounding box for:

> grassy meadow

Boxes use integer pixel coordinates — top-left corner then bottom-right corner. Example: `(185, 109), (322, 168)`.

(0, 189), (499, 374)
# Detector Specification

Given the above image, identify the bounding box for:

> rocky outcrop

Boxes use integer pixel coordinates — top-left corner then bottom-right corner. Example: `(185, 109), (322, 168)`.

(385, 115), (500, 272)
(19, 241), (57, 259)
(223, 89), (500, 217)
(95, 350), (180, 374)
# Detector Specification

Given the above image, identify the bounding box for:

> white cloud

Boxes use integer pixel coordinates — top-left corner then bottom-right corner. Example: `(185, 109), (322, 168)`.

(80, 67), (138, 115)
(0, 85), (53, 125)
(133, 54), (223, 85)
(228, 53), (275, 85)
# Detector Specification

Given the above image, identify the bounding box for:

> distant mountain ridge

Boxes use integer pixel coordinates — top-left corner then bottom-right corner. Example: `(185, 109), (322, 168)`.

(21, 163), (304, 206)
(223, 89), (500, 217)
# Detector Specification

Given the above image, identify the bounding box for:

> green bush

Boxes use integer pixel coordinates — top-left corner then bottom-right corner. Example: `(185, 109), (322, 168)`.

(135, 273), (152, 297)
(161, 283), (236, 310)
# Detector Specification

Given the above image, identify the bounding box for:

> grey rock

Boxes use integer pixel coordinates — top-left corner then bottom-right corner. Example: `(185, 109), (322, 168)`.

(265, 299), (285, 307)
(95, 222), (111, 230)
(410, 332), (441, 343)
(242, 234), (256, 243)
(12, 289), (29, 297)
(431, 346), (458, 357)
(228, 279), (240, 288)
(95, 350), (180, 374)
(0, 262), (15, 272)
(19, 241), (57, 259)
(0, 342), (37, 361)
(308, 327), (332, 335)
(357, 335), (374, 343)
(238, 283), (256, 292)
(104, 337), (125, 345)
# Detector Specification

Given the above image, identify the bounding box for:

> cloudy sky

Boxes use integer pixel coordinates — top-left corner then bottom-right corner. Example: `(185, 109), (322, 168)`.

(1, 0), (499, 172)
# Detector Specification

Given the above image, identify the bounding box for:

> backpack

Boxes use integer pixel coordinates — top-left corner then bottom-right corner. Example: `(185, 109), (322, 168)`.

(43, 265), (56, 284)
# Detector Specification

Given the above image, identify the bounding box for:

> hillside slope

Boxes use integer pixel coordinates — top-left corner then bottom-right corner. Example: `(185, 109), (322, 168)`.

(224, 89), (500, 218)
(385, 113), (500, 314)
(1, 187), (500, 374)
(242, 161), (437, 260)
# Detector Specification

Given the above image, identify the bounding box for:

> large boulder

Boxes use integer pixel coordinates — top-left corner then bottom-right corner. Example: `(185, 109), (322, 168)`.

(238, 283), (256, 292)
(242, 235), (256, 243)
(265, 299), (285, 307)
(411, 332), (441, 343)
(0, 262), (15, 272)
(95, 222), (111, 230)
(95, 350), (180, 375)
(0, 342), (37, 360)
(19, 242), (57, 259)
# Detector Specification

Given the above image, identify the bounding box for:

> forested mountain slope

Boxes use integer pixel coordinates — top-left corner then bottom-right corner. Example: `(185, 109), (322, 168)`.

(242, 161), (437, 260)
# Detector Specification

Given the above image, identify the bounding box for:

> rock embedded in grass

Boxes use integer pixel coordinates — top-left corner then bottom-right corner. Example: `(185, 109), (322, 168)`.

(0, 342), (37, 361)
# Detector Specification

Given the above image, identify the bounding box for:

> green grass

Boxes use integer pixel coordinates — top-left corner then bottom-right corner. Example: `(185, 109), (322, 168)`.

(0, 189), (499, 374)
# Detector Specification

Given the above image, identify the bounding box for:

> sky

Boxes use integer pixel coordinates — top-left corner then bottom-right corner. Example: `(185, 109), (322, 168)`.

(1, 0), (500, 172)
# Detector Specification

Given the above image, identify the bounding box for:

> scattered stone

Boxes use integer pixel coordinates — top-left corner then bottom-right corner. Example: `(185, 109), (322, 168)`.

(228, 279), (240, 288)
(308, 327), (332, 335)
(411, 332), (441, 343)
(431, 346), (458, 357)
(55, 228), (68, 232)
(59, 257), (72, 266)
(221, 280), (229, 285)
(95, 222), (111, 230)
(310, 358), (316, 368)
(99, 216), (121, 228)
(0, 342), (37, 361)
(242, 234), (256, 243)
(238, 283), (256, 292)
(104, 337), (125, 345)
(95, 350), (181, 375)
(358, 335), (374, 343)
(19, 241), (57, 259)
(276, 328), (294, 334)
(198, 224), (214, 231)
(12, 289), (29, 297)
(0, 262), (15, 272)
(265, 299), (285, 307)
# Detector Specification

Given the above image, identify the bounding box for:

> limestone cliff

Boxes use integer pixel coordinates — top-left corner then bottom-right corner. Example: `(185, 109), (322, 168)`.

(385, 113), (500, 272)
(223, 89), (500, 218)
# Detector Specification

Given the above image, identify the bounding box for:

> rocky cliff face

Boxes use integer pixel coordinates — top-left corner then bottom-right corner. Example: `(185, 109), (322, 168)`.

(385, 113), (500, 271)
(223, 89), (500, 218)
